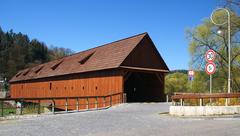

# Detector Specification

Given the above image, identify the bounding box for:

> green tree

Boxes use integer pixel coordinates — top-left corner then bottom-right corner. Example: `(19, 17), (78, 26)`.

(186, 9), (240, 92)
(190, 71), (208, 93)
(48, 45), (74, 60)
(0, 27), (74, 81)
(165, 72), (189, 94)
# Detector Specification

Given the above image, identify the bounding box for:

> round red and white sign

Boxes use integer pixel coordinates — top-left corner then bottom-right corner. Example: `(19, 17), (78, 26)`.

(205, 49), (216, 62)
(188, 70), (194, 76)
(205, 62), (216, 75)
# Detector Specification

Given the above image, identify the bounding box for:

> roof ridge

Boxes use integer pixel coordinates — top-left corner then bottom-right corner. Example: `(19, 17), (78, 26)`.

(60, 32), (148, 59)
(22, 32), (148, 69)
(10, 32), (149, 82)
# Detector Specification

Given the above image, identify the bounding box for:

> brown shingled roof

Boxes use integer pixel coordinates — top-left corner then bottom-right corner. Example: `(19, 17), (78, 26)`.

(10, 33), (146, 82)
(10, 32), (169, 83)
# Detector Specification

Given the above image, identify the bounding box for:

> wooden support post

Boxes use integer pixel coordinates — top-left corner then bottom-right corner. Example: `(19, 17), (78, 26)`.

(103, 97), (106, 107)
(95, 97), (98, 109)
(120, 93), (123, 103)
(38, 100), (41, 114)
(65, 98), (68, 112)
(1, 100), (3, 117)
(52, 99), (55, 114)
(123, 93), (127, 103)
(76, 98), (79, 111)
(86, 98), (89, 110)
(110, 95), (112, 106)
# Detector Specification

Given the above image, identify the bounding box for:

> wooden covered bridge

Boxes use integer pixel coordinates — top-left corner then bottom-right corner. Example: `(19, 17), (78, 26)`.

(9, 32), (169, 110)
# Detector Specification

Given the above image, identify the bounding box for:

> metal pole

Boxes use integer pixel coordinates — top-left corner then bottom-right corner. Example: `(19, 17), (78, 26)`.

(20, 99), (23, 115)
(227, 10), (231, 95)
(210, 8), (231, 95)
(200, 98), (203, 106)
(191, 80), (193, 90)
(210, 74), (212, 103)
(37, 100), (41, 114)
(210, 74), (212, 94)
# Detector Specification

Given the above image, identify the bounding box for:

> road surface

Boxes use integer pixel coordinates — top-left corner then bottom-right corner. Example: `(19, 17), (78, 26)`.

(0, 103), (240, 136)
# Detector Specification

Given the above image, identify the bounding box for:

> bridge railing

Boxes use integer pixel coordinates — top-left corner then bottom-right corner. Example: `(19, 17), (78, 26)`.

(0, 92), (125, 117)
(171, 92), (240, 106)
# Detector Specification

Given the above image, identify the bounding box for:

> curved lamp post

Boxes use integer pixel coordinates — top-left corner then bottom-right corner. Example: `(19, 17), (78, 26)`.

(210, 8), (231, 94)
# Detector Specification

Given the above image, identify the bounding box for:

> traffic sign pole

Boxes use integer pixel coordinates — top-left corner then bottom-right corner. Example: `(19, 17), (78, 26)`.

(210, 74), (212, 94)
(205, 49), (217, 104)
(210, 74), (212, 103)
(188, 70), (194, 90)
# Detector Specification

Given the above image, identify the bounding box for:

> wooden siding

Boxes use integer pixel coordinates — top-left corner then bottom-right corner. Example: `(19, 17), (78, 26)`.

(121, 35), (168, 70)
(10, 70), (123, 110)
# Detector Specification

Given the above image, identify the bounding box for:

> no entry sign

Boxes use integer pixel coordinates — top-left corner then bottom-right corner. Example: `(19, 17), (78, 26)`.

(205, 49), (216, 62)
(205, 62), (216, 75)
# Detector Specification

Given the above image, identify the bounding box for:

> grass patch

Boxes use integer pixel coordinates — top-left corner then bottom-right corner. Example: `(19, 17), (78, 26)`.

(22, 103), (44, 114)
(0, 102), (16, 117)
(0, 102), (46, 117)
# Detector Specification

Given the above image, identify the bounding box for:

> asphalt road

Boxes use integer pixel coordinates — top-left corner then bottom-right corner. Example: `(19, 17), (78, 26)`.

(0, 103), (240, 136)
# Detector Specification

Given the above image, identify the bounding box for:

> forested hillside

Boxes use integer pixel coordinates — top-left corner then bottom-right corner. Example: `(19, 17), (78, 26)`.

(0, 27), (74, 81)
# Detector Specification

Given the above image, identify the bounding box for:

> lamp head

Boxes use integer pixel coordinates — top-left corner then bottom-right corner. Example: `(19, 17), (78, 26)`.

(217, 29), (223, 35)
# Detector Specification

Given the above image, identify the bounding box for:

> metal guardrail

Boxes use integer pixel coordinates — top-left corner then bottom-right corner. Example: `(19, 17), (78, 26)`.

(171, 92), (240, 106)
(0, 92), (125, 117)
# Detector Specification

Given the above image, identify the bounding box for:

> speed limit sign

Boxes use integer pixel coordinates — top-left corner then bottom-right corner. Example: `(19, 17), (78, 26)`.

(205, 49), (216, 62)
(205, 62), (216, 75)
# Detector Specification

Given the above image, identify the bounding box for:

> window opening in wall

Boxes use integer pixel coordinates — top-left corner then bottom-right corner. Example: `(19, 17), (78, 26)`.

(50, 83), (52, 90)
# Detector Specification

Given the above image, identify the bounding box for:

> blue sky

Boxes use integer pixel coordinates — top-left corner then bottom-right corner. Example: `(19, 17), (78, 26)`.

(0, 0), (219, 70)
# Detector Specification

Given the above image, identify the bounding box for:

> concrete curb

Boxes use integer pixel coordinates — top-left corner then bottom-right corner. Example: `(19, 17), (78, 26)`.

(170, 106), (240, 116)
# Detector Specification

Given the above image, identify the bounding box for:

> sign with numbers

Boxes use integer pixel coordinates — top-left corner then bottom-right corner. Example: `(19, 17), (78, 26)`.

(205, 49), (216, 62)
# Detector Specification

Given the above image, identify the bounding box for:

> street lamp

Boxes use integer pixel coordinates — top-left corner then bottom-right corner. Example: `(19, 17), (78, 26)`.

(210, 8), (231, 94)
(217, 29), (223, 35)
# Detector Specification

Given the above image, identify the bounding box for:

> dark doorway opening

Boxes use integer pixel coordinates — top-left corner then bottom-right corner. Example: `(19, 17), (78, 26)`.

(124, 72), (165, 102)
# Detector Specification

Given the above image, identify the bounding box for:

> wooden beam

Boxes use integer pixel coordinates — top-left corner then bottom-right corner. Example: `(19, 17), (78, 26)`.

(120, 66), (169, 73)
(171, 93), (240, 100)
(123, 72), (132, 82)
(155, 73), (163, 83)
